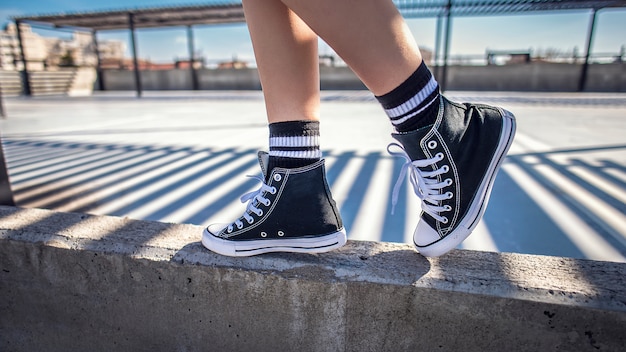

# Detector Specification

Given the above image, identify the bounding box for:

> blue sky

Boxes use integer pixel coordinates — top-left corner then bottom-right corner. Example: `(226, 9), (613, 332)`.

(2, 0), (625, 64)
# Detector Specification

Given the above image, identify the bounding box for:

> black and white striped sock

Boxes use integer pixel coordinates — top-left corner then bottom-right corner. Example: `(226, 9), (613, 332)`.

(267, 120), (321, 175)
(376, 61), (440, 133)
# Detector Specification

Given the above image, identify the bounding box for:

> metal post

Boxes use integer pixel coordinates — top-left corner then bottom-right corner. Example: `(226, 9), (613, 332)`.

(433, 15), (443, 78)
(0, 134), (15, 206)
(578, 8), (598, 92)
(92, 30), (105, 91)
(0, 81), (6, 118)
(187, 25), (199, 90)
(128, 13), (142, 97)
(441, 1), (453, 92)
(15, 20), (31, 96)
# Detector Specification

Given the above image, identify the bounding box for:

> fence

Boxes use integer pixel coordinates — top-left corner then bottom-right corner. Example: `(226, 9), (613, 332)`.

(98, 63), (626, 93)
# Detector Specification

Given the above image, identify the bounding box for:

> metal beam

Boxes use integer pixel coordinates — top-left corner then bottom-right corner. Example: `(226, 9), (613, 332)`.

(433, 14), (443, 78)
(13, 1), (626, 32)
(0, 81), (6, 118)
(14, 20), (32, 96)
(92, 31), (106, 91)
(128, 13), (142, 98)
(440, 0), (453, 92)
(578, 8), (598, 92)
(0, 135), (15, 206)
(187, 25), (199, 91)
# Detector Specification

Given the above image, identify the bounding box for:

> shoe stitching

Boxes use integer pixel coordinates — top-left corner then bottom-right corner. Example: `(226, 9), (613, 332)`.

(431, 130), (460, 236)
(388, 143), (452, 224)
(418, 97), (460, 236)
(219, 159), (325, 240)
(221, 171), (289, 239)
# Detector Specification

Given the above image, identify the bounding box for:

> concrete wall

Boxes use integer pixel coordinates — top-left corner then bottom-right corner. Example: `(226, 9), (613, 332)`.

(3, 64), (623, 95)
(586, 63), (626, 92)
(445, 63), (579, 91)
(1, 206), (625, 351)
(100, 66), (365, 91)
(444, 63), (626, 92)
(98, 63), (626, 92)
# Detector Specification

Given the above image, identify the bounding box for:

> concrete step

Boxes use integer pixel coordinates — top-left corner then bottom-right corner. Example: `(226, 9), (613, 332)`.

(0, 71), (22, 96)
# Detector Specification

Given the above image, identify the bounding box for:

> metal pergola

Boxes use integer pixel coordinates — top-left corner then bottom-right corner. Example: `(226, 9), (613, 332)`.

(11, 0), (626, 97)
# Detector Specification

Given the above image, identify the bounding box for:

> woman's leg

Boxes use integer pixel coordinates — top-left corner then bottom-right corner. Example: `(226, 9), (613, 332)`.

(242, 0), (323, 172)
(281, 0), (440, 133)
(279, 0), (422, 96)
(276, 0), (516, 257)
(242, 0), (319, 123)
(202, 0), (346, 257)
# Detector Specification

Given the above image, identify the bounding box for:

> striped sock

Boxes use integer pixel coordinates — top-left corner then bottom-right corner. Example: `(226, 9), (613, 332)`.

(376, 61), (440, 133)
(267, 120), (321, 175)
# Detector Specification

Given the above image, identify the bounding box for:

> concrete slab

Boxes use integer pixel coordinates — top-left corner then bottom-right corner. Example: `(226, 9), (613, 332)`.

(1, 91), (625, 261)
(1, 205), (625, 351)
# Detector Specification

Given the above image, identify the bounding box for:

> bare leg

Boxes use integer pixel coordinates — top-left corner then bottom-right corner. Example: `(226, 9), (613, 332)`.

(203, 0), (347, 257)
(279, 0), (423, 96)
(242, 0), (320, 123)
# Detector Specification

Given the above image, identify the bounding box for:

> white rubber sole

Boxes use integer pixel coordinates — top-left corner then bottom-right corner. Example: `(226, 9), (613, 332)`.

(415, 109), (517, 257)
(202, 227), (348, 257)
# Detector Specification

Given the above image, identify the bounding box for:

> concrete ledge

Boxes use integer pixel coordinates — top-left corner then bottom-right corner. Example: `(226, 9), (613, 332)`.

(1, 206), (625, 351)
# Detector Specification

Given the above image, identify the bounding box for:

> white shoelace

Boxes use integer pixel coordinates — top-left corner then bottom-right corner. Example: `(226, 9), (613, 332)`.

(387, 143), (453, 224)
(227, 175), (276, 232)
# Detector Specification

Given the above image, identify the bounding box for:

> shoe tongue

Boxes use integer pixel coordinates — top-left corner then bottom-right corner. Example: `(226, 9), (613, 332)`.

(257, 151), (270, 178)
(391, 124), (433, 160)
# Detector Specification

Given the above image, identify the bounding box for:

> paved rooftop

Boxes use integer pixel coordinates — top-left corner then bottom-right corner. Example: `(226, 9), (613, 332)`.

(1, 90), (625, 262)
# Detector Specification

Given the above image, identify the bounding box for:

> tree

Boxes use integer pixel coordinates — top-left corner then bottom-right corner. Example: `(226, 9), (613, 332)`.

(59, 50), (76, 67)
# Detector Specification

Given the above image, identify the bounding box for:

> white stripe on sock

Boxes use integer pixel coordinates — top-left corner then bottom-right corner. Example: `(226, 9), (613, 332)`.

(269, 149), (322, 159)
(390, 95), (438, 126)
(269, 135), (320, 148)
(384, 76), (438, 118)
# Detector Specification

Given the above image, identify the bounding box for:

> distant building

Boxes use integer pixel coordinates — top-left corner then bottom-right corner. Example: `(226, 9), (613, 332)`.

(217, 58), (247, 69)
(487, 50), (532, 65)
(175, 59), (204, 70)
(1, 23), (46, 70)
(100, 58), (160, 70)
(0, 22), (124, 71)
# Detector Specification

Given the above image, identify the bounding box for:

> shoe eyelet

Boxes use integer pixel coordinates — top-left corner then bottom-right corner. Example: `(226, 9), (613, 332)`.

(263, 199), (271, 206)
(236, 223), (243, 230)
(256, 209), (263, 217)
(227, 227), (233, 233)
(278, 231), (285, 237)
(444, 205), (452, 211)
(445, 191), (453, 199)
(441, 217), (449, 224)
(445, 178), (453, 186)
(427, 140), (438, 149)
(260, 231), (267, 238)
(435, 152), (444, 160)
(273, 174), (282, 182)
(246, 218), (254, 224)
(270, 187), (277, 194)
(441, 165), (449, 173)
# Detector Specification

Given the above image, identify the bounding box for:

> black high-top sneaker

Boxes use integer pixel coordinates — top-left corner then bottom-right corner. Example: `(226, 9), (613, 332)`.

(202, 152), (347, 257)
(389, 96), (516, 257)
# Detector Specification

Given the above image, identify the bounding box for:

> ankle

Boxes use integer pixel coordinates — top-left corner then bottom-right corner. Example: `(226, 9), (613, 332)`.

(268, 120), (321, 176)
(376, 61), (440, 133)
